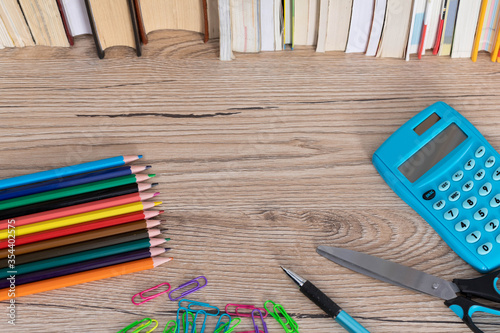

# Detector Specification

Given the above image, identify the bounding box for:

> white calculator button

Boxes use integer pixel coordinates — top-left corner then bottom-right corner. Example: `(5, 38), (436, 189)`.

(444, 208), (459, 221)
(485, 219), (499, 232)
(474, 169), (486, 181)
(462, 181), (474, 192)
(474, 208), (488, 221)
(493, 167), (500, 181)
(438, 181), (451, 191)
(485, 156), (496, 168)
(479, 183), (492, 197)
(452, 171), (464, 182)
(455, 219), (470, 232)
(449, 191), (460, 202)
(462, 196), (477, 209)
(478, 242), (493, 255)
(464, 159), (475, 171)
(490, 194), (500, 207)
(466, 231), (481, 243)
(433, 200), (446, 210)
(475, 146), (486, 158)
(496, 234), (500, 243)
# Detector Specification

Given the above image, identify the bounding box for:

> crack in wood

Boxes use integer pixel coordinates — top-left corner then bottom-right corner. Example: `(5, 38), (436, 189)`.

(76, 112), (241, 118)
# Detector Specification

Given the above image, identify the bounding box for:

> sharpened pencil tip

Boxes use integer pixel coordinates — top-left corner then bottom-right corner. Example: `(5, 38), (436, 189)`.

(146, 165), (152, 169)
(165, 237), (171, 241)
(138, 155), (143, 159)
(152, 183), (159, 187)
(165, 248), (171, 252)
(153, 192), (160, 197)
(148, 174), (156, 178)
(159, 210), (165, 214)
(154, 201), (162, 206)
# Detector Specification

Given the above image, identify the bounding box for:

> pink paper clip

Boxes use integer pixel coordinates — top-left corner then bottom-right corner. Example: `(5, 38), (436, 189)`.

(131, 282), (171, 305)
(225, 304), (268, 318)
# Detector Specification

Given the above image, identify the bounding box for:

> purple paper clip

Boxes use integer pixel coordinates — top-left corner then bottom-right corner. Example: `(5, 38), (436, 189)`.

(131, 282), (171, 305)
(251, 309), (268, 333)
(168, 276), (208, 301)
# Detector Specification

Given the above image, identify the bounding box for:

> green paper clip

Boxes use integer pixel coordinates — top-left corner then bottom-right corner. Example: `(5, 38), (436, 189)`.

(163, 319), (177, 333)
(264, 300), (299, 333)
(117, 317), (159, 333)
(213, 318), (241, 333)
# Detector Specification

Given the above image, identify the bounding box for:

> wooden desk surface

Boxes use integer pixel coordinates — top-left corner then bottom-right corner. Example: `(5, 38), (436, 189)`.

(1, 31), (499, 332)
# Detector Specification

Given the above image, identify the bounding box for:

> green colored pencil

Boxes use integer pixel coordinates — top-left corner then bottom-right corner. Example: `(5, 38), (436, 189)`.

(0, 174), (154, 211)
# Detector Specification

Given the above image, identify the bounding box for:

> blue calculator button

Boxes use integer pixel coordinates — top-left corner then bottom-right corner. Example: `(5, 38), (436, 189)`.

(485, 156), (496, 168)
(463, 196), (477, 209)
(452, 170), (464, 181)
(449, 191), (460, 202)
(444, 208), (459, 221)
(466, 231), (481, 243)
(423, 189), (436, 200)
(491, 194), (500, 207)
(475, 146), (486, 158)
(455, 219), (470, 232)
(439, 181), (450, 191)
(474, 208), (488, 221)
(479, 182), (492, 197)
(493, 167), (500, 181)
(478, 242), (492, 255)
(474, 169), (486, 181)
(462, 181), (474, 192)
(465, 159), (475, 171)
(485, 219), (499, 232)
(433, 200), (446, 210)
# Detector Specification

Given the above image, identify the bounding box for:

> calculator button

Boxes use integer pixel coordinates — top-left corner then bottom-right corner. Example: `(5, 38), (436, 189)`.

(462, 196), (477, 209)
(478, 242), (492, 255)
(491, 194), (500, 207)
(423, 189), (436, 201)
(496, 234), (500, 243)
(485, 156), (496, 168)
(474, 169), (486, 181)
(449, 191), (460, 202)
(433, 200), (446, 210)
(493, 167), (500, 181)
(479, 183), (492, 197)
(485, 219), (499, 232)
(466, 231), (481, 243)
(462, 181), (474, 192)
(444, 208), (459, 221)
(438, 181), (450, 191)
(464, 159), (475, 170)
(474, 208), (488, 221)
(452, 170), (464, 182)
(455, 219), (470, 232)
(475, 146), (486, 158)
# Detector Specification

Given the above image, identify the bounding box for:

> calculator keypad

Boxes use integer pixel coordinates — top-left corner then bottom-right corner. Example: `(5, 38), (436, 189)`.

(423, 145), (500, 259)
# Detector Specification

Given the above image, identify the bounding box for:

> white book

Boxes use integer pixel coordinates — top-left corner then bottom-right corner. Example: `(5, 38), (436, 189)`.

(377, 0), (413, 58)
(325, 0), (353, 51)
(294, 0), (309, 45)
(479, 0), (500, 52)
(451, 0), (481, 58)
(406, 0), (427, 60)
(365, 0), (386, 56)
(306, 0), (319, 45)
(423, 0), (442, 53)
(315, 0), (329, 52)
(231, 0), (260, 53)
(218, 0), (233, 60)
(261, 0), (275, 51)
(0, 16), (13, 48)
(62, 0), (91, 37)
(345, 0), (374, 53)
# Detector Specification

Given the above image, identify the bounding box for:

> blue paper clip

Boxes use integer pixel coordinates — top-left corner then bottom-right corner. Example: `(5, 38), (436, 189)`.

(178, 299), (220, 317)
(214, 314), (232, 333)
(176, 307), (195, 333)
(163, 319), (177, 333)
(264, 300), (299, 333)
(251, 309), (268, 333)
(191, 310), (207, 333)
(169, 276), (208, 301)
(117, 318), (159, 333)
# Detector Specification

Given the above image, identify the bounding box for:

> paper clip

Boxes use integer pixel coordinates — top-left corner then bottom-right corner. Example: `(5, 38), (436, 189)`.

(169, 276), (208, 301)
(132, 282), (171, 305)
(213, 318), (241, 333)
(117, 318), (159, 333)
(163, 319), (177, 333)
(179, 299), (220, 317)
(225, 304), (268, 318)
(191, 310), (207, 333)
(264, 300), (299, 333)
(214, 314), (232, 333)
(177, 307), (196, 333)
(251, 309), (268, 333)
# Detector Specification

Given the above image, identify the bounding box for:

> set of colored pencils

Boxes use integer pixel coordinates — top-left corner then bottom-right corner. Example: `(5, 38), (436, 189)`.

(0, 155), (171, 301)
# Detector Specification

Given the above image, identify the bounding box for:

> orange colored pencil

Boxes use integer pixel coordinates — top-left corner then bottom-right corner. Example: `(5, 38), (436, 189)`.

(0, 257), (172, 301)
(472, 0), (489, 62)
(492, 27), (500, 62)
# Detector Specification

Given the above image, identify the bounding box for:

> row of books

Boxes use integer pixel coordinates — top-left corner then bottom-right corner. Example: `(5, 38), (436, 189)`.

(0, 0), (499, 62)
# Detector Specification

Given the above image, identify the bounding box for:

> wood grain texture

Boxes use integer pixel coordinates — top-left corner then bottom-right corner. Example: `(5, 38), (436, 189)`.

(0, 30), (500, 332)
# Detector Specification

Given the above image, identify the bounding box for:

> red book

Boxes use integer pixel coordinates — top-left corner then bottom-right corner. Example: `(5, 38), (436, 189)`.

(56, 0), (74, 46)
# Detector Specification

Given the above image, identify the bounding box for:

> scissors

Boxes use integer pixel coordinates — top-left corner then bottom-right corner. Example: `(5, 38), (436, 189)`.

(317, 245), (500, 333)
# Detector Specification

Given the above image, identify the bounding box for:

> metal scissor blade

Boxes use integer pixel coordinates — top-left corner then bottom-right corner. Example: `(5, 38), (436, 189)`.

(317, 245), (460, 301)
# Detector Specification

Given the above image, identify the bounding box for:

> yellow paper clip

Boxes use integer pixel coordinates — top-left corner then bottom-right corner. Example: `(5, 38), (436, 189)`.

(117, 317), (159, 333)
(264, 300), (299, 333)
(163, 319), (177, 333)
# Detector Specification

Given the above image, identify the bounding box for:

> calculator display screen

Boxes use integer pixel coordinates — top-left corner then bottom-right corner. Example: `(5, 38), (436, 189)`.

(399, 123), (467, 183)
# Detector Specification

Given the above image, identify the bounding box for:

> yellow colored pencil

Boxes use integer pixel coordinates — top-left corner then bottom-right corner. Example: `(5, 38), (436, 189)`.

(472, 0), (489, 62)
(0, 201), (161, 239)
(492, 28), (500, 62)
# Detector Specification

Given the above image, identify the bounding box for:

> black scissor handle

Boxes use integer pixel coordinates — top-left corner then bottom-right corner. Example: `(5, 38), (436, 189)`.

(453, 270), (500, 303)
(444, 296), (500, 333)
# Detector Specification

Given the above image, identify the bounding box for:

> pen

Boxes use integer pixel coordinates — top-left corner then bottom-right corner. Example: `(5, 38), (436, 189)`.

(281, 266), (370, 333)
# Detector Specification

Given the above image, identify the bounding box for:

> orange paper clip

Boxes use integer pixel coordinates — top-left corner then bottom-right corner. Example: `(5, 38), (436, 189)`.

(132, 282), (171, 305)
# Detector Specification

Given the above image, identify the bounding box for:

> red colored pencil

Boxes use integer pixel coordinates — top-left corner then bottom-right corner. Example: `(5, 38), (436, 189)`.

(0, 210), (163, 249)
(418, 0), (433, 59)
(0, 189), (159, 229)
(432, 0), (447, 55)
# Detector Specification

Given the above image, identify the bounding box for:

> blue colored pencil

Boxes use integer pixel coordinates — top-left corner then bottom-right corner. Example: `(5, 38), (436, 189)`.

(0, 155), (142, 191)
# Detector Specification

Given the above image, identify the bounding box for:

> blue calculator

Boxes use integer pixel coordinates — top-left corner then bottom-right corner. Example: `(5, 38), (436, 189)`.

(373, 102), (500, 273)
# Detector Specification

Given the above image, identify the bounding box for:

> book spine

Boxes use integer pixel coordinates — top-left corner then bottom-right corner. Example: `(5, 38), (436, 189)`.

(56, 0), (74, 46)
(83, 0), (104, 59)
(127, 0), (142, 57)
(133, 0), (148, 45)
